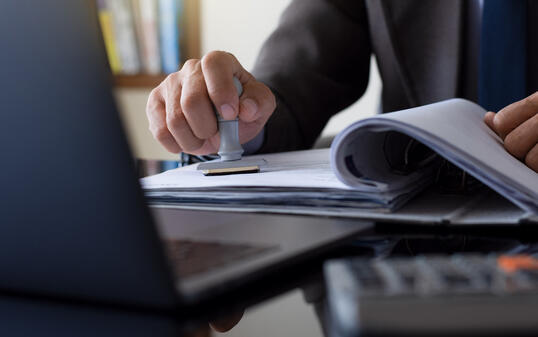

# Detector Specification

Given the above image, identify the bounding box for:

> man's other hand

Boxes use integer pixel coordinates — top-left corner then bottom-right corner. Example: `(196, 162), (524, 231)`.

(146, 51), (276, 155)
(484, 92), (538, 173)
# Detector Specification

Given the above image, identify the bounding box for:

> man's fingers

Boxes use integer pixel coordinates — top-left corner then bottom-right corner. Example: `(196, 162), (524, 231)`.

(492, 92), (538, 139)
(484, 111), (496, 132)
(504, 114), (538, 160)
(146, 86), (182, 153)
(163, 75), (204, 152)
(235, 81), (275, 144)
(525, 144), (538, 173)
(201, 51), (251, 120)
(147, 52), (269, 156)
(238, 80), (276, 123)
(166, 111), (204, 152)
(180, 61), (218, 140)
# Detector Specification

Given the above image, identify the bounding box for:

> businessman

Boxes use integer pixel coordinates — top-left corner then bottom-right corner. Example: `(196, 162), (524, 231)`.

(147, 0), (538, 173)
(146, 0), (537, 332)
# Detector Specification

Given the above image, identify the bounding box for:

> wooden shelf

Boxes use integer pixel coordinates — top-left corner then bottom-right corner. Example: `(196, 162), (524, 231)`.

(114, 74), (167, 88)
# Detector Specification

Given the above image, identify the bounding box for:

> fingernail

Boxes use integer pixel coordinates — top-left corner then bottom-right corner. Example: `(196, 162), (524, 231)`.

(220, 104), (236, 120)
(242, 98), (258, 118)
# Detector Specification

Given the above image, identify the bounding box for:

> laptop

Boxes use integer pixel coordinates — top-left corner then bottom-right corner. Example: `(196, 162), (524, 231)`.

(0, 0), (370, 316)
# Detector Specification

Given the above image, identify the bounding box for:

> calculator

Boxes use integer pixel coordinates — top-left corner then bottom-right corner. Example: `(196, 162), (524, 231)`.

(325, 254), (538, 336)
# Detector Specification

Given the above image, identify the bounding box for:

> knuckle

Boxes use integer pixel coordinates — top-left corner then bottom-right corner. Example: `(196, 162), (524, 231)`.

(524, 92), (538, 110)
(148, 87), (159, 101)
(181, 89), (205, 113)
(181, 59), (199, 72)
(504, 133), (524, 159)
(525, 151), (538, 172)
(145, 100), (155, 118)
(201, 50), (229, 69)
(166, 109), (184, 128)
(153, 127), (170, 142)
(146, 95), (164, 120)
(147, 90), (160, 109)
(182, 71), (203, 89)
(164, 72), (177, 83)
(164, 72), (180, 89)
(493, 113), (510, 137)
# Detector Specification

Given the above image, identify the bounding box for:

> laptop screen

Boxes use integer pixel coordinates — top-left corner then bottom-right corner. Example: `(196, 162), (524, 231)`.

(0, 1), (176, 308)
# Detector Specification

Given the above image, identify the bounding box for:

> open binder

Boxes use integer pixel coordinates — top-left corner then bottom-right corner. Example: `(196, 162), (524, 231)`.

(142, 99), (538, 225)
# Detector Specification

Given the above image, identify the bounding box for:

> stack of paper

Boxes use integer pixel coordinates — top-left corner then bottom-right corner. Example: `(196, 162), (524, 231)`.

(141, 99), (538, 223)
(141, 148), (430, 215)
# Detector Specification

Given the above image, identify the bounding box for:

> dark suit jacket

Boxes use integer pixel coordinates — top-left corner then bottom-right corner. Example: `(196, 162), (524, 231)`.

(252, 0), (538, 153)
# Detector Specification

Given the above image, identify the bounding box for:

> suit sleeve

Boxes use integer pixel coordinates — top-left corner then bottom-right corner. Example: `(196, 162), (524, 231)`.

(252, 0), (372, 153)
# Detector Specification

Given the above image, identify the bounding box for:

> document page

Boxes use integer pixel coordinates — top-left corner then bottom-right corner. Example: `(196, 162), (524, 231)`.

(331, 99), (538, 213)
(141, 149), (349, 190)
(141, 148), (416, 211)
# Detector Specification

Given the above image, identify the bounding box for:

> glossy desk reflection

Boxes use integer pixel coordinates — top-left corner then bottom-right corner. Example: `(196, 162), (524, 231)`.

(0, 295), (207, 337)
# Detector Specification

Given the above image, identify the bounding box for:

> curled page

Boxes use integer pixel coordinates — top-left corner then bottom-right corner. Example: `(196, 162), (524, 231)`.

(331, 99), (538, 214)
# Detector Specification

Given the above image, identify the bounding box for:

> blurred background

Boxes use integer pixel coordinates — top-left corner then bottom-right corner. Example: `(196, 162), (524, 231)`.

(100, 0), (380, 335)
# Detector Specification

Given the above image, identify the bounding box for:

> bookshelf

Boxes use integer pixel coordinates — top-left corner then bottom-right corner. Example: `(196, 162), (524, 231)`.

(103, 0), (201, 88)
(113, 74), (167, 88)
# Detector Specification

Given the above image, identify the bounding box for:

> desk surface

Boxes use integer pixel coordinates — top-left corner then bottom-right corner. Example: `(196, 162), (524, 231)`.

(0, 159), (527, 336)
(3, 224), (538, 337)
(0, 294), (209, 337)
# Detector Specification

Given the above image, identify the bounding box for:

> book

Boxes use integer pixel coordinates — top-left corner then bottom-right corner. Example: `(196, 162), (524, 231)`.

(131, 0), (162, 74)
(159, 0), (181, 74)
(107, 0), (141, 74)
(141, 99), (538, 225)
(96, 0), (122, 74)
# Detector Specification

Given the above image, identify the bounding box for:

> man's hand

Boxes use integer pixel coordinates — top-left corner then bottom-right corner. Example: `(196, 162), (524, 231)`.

(146, 51), (276, 155)
(484, 92), (538, 173)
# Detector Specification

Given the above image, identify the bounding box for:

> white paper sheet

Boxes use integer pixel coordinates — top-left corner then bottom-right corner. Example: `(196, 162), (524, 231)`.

(141, 149), (350, 190)
(141, 148), (419, 211)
